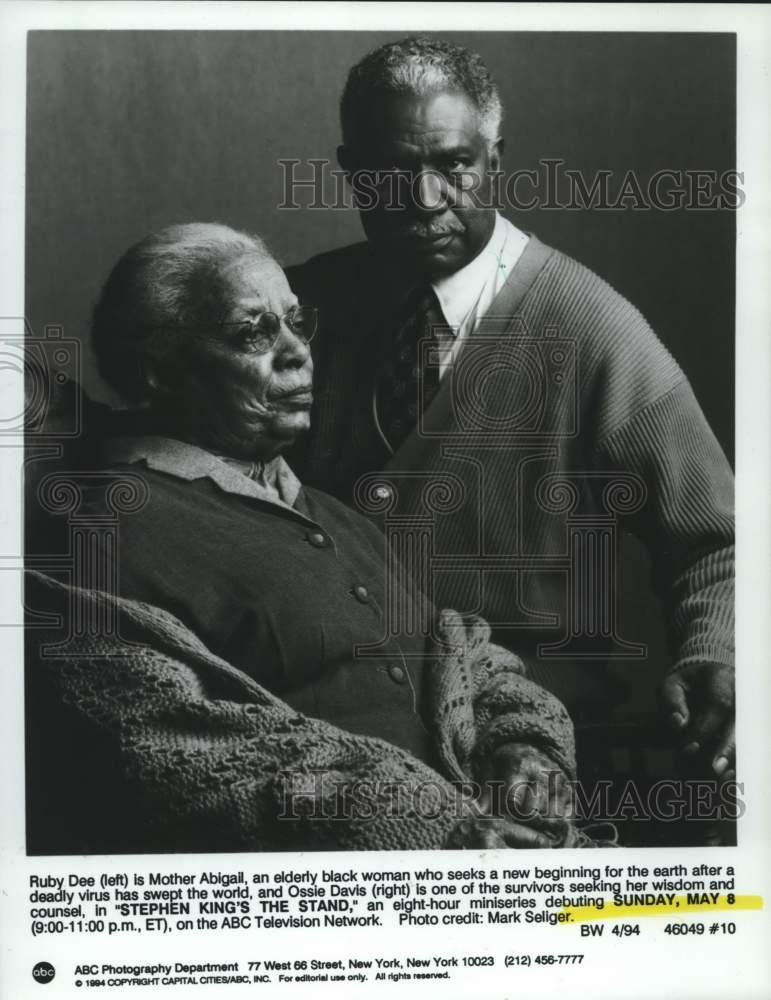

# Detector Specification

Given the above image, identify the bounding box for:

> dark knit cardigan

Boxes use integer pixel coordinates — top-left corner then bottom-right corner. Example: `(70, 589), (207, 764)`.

(25, 571), (577, 854)
(287, 235), (734, 701)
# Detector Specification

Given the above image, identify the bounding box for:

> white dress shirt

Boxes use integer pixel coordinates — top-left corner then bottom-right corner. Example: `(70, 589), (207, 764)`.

(431, 213), (529, 376)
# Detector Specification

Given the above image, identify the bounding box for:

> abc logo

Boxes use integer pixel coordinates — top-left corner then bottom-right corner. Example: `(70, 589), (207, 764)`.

(32, 962), (55, 984)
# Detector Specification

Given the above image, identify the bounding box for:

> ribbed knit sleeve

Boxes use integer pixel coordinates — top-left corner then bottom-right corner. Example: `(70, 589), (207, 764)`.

(526, 249), (735, 674)
(595, 379), (734, 671)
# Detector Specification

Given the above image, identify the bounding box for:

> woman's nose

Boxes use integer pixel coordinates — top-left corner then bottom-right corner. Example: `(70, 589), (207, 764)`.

(273, 323), (312, 370)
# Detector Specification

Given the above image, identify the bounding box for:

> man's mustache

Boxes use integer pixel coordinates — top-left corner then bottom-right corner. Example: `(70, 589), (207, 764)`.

(394, 222), (465, 240)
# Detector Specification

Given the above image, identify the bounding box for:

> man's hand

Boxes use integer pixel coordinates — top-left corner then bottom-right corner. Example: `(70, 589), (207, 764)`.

(660, 662), (735, 777)
(476, 742), (573, 824)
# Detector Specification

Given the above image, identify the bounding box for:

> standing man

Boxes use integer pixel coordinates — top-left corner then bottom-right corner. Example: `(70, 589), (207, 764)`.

(287, 37), (734, 782)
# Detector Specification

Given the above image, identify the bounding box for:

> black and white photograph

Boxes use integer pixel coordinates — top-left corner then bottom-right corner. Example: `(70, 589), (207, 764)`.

(22, 25), (739, 854)
(2, 4), (770, 999)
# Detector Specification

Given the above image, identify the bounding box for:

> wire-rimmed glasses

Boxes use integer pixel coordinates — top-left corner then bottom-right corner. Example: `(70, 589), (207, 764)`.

(221, 305), (318, 353)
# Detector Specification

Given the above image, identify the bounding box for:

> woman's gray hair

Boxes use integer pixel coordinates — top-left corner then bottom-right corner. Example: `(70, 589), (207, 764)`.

(91, 222), (271, 403)
(341, 36), (503, 148)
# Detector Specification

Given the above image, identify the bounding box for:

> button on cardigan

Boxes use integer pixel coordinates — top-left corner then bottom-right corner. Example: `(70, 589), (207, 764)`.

(88, 436), (435, 763)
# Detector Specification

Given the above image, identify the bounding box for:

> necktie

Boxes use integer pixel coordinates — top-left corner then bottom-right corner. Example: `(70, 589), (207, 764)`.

(377, 286), (445, 452)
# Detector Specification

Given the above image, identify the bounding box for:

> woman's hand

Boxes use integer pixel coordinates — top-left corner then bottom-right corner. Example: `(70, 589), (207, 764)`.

(445, 814), (565, 849)
(445, 743), (574, 849)
(476, 742), (573, 824)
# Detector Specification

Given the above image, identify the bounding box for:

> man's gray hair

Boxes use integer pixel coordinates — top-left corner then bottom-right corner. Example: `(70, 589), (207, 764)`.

(91, 222), (271, 403)
(341, 36), (503, 147)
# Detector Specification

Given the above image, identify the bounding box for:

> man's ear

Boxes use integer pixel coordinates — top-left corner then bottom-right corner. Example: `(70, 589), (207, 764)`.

(489, 137), (504, 173)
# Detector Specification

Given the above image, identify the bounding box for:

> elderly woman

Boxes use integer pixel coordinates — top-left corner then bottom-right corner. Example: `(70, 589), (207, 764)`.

(27, 223), (596, 854)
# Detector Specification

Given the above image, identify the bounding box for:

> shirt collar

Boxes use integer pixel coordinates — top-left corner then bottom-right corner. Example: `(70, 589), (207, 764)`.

(431, 212), (510, 331)
(101, 435), (302, 510)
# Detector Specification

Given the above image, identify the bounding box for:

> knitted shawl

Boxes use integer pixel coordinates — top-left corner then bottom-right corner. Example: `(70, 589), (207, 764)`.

(25, 570), (576, 853)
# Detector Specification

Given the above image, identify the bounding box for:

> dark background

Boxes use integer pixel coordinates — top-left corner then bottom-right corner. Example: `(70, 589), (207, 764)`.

(25, 30), (736, 711)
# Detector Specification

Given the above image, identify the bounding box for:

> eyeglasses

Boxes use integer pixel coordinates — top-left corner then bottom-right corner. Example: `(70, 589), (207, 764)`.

(220, 305), (318, 354)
